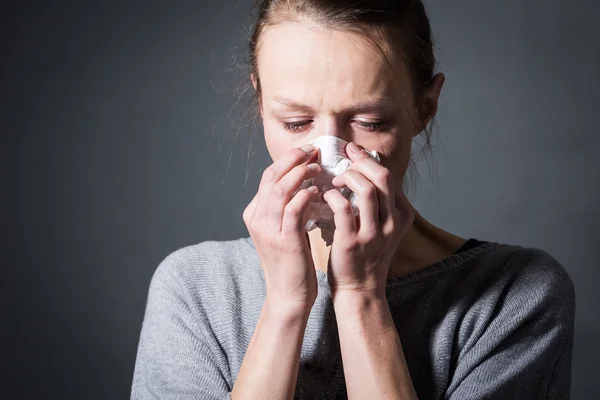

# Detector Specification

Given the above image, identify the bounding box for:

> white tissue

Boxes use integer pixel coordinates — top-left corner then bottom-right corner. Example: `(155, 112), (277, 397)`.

(295, 136), (380, 246)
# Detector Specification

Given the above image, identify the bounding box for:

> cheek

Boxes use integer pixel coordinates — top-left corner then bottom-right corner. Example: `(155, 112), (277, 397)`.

(371, 131), (412, 178)
(263, 119), (295, 161)
(389, 142), (412, 178)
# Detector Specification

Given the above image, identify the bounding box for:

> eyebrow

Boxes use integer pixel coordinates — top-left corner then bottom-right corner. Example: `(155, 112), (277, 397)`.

(271, 95), (396, 114)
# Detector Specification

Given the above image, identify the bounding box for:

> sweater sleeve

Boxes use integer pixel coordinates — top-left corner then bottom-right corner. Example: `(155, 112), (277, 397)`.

(130, 251), (232, 400)
(445, 251), (575, 400)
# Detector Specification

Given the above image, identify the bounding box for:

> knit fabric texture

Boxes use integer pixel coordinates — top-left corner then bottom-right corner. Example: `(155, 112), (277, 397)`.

(131, 236), (575, 399)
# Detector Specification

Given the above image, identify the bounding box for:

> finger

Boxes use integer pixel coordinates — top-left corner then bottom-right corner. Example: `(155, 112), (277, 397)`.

(269, 161), (321, 231)
(342, 142), (395, 223)
(281, 186), (321, 234)
(322, 188), (358, 238)
(330, 169), (379, 235)
(243, 192), (258, 223)
(255, 146), (318, 223)
(345, 142), (379, 165)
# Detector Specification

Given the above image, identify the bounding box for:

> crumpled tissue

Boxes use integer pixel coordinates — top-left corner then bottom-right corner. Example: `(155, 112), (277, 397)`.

(294, 136), (380, 246)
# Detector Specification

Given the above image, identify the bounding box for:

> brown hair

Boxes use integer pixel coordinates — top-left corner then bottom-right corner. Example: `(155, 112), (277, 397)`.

(234, 0), (438, 195)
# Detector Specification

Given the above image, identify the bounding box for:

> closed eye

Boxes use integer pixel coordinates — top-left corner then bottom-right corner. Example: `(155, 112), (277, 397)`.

(281, 120), (389, 133)
(282, 120), (312, 132)
(354, 120), (389, 132)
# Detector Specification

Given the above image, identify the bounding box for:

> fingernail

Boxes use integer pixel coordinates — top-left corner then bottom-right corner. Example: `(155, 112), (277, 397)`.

(307, 186), (318, 193)
(300, 144), (315, 153)
(348, 142), (362, 154)
(307, 163), (320, 171)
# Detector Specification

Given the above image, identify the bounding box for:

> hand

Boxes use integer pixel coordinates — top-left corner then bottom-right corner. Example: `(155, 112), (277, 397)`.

(243, 144), (323, 309)
(322, 142), (414, 298)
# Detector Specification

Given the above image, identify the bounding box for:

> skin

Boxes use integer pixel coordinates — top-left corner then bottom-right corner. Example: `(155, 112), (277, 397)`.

(256, 22), (466, 277)
(233, 21), (467, 400)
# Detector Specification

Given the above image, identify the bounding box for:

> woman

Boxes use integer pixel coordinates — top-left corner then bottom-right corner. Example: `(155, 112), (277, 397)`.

(131, 1), (575, 399)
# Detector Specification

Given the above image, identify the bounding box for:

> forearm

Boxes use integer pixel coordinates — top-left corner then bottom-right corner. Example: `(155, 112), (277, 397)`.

(333, 292), (417, 400)
(231, 295), (312, 400)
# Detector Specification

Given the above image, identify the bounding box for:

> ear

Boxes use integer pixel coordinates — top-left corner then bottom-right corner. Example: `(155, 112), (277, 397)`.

(250, 73), (263, 118)
(250, 72), (258, 91)
(415, 72), (445, 135)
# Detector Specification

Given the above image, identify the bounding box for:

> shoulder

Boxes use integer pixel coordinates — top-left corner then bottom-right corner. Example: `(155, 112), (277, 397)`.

(444, 244), (576, 398)
(461, 242), (575, 334)
(147, 236), (263, 305)
(481, 243), (575, 310)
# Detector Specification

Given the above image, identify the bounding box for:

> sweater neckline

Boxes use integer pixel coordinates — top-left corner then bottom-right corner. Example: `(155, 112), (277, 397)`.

(242, 236), (500, 291)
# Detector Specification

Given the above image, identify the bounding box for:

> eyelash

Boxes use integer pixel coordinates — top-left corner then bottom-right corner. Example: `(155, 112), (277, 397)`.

(356, 121), (389, 132)
(282, 120), (389, 132)
(282, 121), (311, 132)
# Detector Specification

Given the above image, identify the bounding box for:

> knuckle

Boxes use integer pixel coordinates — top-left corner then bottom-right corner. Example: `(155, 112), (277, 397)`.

(360, 185), (377, 199)
(262, 167), (276, 182)
(304, 164), (317, 174)
(247, 224), (259, 237)
(271, 184), (287, 199)
(292, 147), (309, 160)
(242, 202), (255, 221)
(339, 236), (359, 251)
(339, 200), (352, 213)
(374, 169), (391, 184)
(285, 203), (301, 217)
(291, 163), (309, 176)
(359, 154), (372, 162)
(399, 205), (413, 220)
(243, 208), (251, 222)
(302, 187), (315, 197)
(293, 190), (308, 202)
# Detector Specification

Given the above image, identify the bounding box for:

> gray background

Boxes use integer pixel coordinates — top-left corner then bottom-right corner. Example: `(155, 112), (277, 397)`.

(3, 0), (599, 399)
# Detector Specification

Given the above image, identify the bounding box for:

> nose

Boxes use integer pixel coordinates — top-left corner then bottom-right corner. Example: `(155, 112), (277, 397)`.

(309, 135), (353, 164)
(315, 118), (354, 145)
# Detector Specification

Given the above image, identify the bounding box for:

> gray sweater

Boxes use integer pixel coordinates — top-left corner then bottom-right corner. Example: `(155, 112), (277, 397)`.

(131, 237), (575, 399)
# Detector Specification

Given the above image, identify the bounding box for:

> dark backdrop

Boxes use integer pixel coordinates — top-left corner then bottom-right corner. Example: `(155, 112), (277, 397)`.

(4, 1), (599, 399)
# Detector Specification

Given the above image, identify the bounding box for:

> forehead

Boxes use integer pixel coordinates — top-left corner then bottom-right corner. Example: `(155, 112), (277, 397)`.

(256, 22), (412, 108)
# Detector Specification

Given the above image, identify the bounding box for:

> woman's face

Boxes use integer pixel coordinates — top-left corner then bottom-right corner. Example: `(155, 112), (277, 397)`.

(254, 22), (440, 183)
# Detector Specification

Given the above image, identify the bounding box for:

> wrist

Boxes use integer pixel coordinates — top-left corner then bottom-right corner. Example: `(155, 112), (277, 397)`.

(332, 288), (386, 311)
(264, 292), (314, 322)
(332, 291), (395, 333)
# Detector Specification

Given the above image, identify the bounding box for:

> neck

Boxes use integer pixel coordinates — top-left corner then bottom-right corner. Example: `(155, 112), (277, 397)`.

(307, 206), (466, 278)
